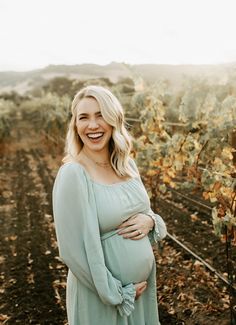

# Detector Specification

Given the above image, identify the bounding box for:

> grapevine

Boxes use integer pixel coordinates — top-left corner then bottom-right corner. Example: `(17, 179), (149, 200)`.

(131, 81), (236, 243)
(0, 99), (17, 140)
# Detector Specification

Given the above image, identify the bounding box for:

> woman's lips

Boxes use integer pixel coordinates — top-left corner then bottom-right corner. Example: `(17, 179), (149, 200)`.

(87, 132), (104, 138)
(87, 132), (104, 142)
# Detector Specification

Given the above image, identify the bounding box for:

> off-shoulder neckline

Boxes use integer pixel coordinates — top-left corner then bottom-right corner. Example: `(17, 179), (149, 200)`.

(62, 161), (138, 187)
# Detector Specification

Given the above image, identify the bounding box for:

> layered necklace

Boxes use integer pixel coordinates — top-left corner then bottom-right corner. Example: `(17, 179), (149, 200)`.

(83, 151), (112, 169)
(94, 160), (112, 168)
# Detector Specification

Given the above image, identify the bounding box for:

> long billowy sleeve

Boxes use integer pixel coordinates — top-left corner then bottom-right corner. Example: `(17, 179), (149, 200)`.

(52, 163), (136, 316)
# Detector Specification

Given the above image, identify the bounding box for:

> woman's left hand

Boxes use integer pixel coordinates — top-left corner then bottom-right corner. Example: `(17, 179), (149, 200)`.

(116, 213), (154, 240)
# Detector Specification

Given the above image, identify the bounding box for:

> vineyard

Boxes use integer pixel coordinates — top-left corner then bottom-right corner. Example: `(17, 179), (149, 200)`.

(0, 75), (235, 325)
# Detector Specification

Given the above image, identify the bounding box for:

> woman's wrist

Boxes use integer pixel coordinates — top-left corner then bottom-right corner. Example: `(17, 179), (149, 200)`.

(145, 213), (155, 231)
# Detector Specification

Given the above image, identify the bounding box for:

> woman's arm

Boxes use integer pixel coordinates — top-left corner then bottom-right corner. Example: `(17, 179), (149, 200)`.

(52, 163), (136, 316)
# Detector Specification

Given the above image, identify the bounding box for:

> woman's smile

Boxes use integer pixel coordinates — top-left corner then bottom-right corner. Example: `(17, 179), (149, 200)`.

(87, 132), (104, 141)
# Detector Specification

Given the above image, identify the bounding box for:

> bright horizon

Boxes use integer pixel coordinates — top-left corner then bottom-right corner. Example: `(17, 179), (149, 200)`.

(0, 0), (236, 72)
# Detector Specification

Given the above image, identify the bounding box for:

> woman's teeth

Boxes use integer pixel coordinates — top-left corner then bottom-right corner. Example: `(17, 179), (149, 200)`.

(87, 132), (104, 139)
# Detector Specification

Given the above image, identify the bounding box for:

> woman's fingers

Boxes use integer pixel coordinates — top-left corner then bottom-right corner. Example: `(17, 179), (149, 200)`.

(117, 225), (147, 239)
(138, 285), (147, 296)
(137, 281), (147, 290)
(130, 233), (147, 240)
(135, 281), (147, 290)
(117, 216), (145, 237)
(116, 217), (136, 229)
(134, 281), (148, 299)
(120, 230), (146, 239)
(117, 213), (150, 235)
(117, 225), (139, 235)
(118, 229), (147, 239)
(134, 281), (147, 291)
(116, 213), (152, 239)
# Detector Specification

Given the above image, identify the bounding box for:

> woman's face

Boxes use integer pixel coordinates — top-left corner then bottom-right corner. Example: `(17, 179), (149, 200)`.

(76, 97), (113, 152)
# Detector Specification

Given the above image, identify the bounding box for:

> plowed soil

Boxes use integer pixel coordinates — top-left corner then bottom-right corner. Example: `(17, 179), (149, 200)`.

(0, 113), (233, 324)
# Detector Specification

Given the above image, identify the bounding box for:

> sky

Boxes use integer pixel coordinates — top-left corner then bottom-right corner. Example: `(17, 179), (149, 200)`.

(0, 0), (236, 71)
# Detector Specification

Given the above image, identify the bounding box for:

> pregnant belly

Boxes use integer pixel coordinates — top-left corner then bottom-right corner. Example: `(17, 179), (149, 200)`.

(101, 230), (154, 286)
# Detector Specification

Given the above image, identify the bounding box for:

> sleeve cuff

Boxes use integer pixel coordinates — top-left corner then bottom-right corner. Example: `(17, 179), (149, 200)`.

(146, 210), (167, 243)
(116, 283), (136, 317)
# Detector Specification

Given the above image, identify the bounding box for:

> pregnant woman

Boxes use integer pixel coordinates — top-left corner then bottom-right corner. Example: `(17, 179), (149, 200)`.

(52, 85), (167, 325)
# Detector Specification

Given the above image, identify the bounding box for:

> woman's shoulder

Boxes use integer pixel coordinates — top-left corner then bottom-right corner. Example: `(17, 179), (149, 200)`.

(53, 161), (89, 197)
(56, 161), (87, 182)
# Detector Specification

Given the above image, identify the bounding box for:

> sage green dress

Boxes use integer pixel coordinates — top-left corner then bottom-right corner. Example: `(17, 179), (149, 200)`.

(52, 159), (167, 325)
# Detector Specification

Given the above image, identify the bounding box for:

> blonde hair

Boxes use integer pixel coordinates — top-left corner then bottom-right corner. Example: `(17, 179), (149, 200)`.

(62, 85), (138, 178)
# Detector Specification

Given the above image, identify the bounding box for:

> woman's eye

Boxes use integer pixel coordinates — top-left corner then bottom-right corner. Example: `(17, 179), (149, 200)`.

(78, 116), (86, 120)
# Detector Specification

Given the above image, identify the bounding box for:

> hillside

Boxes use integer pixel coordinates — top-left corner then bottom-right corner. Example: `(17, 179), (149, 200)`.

(0, 61), (236, 94)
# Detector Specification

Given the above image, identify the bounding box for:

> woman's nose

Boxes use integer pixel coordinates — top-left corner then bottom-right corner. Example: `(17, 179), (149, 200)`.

(88, 118), (99, 129)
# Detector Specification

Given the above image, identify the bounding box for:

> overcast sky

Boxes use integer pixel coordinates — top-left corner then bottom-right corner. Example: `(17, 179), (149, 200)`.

(0, 0), (236, 71)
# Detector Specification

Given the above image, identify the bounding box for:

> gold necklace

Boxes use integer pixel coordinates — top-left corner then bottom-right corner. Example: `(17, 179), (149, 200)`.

(95, 161), (112, 168)
(83, 152), (112, 169)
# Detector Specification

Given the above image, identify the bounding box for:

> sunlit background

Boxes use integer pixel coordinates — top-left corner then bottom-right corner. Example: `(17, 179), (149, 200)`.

(0, 1), (236, 324)
(0, 0), (236, 71)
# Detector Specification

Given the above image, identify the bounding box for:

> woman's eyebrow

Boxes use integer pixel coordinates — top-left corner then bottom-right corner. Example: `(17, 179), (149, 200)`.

(77, 112), (87, 116)
(78, 111), (101, 116)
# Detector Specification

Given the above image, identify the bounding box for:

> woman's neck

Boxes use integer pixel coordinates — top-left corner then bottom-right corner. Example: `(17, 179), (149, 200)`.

(81, 147), (111, 165)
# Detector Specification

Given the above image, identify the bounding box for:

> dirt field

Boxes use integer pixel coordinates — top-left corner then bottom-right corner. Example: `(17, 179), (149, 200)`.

(0, 113), (233, 324)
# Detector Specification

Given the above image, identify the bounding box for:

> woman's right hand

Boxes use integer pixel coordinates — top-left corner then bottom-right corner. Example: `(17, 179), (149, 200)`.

(134, 281), (147, 300)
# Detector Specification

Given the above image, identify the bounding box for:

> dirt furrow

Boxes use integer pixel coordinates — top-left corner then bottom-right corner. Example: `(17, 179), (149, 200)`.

(28, 148), (67, 320)
(0, 155), (19, 324)
(155, 196), (235, 275)
(0, 148), (65, 324)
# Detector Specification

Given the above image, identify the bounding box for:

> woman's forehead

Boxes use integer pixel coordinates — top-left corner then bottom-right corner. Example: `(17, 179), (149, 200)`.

(76, 97), (101, 114)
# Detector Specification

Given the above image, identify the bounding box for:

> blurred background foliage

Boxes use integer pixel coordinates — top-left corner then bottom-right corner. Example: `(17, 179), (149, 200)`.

(0, 64), (235, 239)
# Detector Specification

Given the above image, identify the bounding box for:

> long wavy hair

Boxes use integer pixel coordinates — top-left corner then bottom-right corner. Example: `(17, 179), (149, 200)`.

(62, 85), (138, 178)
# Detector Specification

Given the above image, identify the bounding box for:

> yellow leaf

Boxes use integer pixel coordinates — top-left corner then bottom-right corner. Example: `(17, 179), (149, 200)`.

(147, 170), (156, 177)
(162, 175), (171, 183)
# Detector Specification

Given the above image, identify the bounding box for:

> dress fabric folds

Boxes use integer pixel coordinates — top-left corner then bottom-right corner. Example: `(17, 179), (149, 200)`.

(52, 159), (167, 325)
